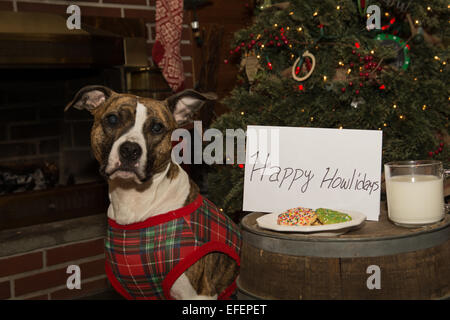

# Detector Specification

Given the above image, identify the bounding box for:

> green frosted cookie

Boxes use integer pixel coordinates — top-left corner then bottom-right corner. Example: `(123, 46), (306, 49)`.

(316, 208), (352, 224)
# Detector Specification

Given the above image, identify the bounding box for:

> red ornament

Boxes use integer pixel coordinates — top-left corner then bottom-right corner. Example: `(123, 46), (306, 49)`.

(295, 66), (300, 75)
(298, 84), (304, 91)
(377, 66), (382, 72)
(238, 164), (244, 169)
(359, 82), (364, 87)
(276, 42), (281, 47)
(350, 62), (354, 67)
(275, 36), (279, 41)
(249, 33), (254, 38)
(379, 84), (386, 90)
(240, 42), (245, 47)
(428, 151), (434, 157)
(355, 42), (361, 48)
(349, 81), (353, 87)
(355, 89), (360, 94)
(267, 62), (273, 70)
(439, 142), (444, 147)
(247, 44), (252, 49)
(439, 147), (443, 153)
(352, 50), (356, 55)
(224, 59), (229, 64)
(341, 87), (346, 93)
(359, 72), (364, 77)
(435, 150), (439, 155)
(251, 40), (256, 45)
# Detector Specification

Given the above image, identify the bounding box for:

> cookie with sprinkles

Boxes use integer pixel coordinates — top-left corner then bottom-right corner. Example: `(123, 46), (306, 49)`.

(277, 207), (317, 226)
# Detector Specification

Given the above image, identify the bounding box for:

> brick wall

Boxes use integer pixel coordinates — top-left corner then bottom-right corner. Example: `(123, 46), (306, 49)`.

(0, 237), (109, 300)
(0, 0), (194, 87)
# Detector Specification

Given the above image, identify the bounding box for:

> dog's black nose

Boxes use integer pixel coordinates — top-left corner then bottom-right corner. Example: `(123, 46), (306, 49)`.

(119, 141), (142, 162)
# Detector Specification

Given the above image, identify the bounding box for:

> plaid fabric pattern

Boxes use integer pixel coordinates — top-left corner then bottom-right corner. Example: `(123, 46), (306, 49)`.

(105, 196), (241, 300)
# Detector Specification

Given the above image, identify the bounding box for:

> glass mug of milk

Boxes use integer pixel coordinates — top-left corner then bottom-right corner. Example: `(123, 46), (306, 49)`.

(385, 160), (449, 227)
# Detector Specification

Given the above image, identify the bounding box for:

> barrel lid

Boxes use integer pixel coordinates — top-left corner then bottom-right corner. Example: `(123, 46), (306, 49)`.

(240, 204), (450, 257)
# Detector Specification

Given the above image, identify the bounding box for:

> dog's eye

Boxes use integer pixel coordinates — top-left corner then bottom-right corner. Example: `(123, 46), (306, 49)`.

(151, 122), (164, 134)
(106, 114), (119, 126)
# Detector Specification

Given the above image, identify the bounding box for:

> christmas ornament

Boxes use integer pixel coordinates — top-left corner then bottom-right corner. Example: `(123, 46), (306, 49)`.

(240, 52), (261, 83)
(259, 0), (291, 10)
(357, 0), (368, 17)
(351, 97), (365, 108)
(258, 0), (272, 10)
(291, 50), (316, 82)
(406, 14), (443, 47)
(375, 33), (410, 71)
(381, 17), (396, 31)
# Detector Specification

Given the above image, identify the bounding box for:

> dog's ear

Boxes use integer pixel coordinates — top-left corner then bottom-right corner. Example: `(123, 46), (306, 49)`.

(65, 85), (115, 113)
(166, 89), (217, 126)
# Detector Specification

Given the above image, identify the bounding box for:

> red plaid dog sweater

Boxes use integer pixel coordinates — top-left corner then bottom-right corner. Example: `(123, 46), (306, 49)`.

(105, 194), (241, 300)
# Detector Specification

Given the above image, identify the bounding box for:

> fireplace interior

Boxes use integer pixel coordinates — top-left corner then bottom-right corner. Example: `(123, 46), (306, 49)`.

(0, 12), (173, 231)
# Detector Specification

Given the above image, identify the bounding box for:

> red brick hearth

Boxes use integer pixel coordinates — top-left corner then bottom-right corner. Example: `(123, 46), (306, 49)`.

(0, 215), (110, 300)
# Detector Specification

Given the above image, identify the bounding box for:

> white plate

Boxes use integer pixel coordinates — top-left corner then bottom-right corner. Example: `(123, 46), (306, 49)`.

(256, 209), (366, 235)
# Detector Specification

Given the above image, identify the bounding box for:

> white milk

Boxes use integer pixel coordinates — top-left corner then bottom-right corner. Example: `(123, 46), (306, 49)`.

(386, 174), (444, 225)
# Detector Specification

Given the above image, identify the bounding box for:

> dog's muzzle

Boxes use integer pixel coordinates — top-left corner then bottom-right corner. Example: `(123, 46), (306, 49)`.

(107, 141), (145, 181)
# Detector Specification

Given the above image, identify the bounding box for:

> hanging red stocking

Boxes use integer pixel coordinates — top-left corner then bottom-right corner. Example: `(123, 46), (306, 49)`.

(152, 0), (185, 92)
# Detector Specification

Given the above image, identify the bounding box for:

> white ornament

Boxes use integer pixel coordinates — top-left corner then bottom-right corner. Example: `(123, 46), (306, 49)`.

(351, 97), (366, 108)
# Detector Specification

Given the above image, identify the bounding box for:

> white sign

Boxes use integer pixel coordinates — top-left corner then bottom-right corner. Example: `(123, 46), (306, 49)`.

(243, 126), (383, 221)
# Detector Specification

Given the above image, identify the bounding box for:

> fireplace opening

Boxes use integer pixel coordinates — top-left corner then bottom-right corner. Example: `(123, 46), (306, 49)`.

(0, 67), (125, 231)
(0, 11), (179, 233)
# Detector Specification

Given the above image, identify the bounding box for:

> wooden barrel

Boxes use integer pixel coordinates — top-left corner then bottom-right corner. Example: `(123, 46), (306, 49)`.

(237, 204), (450, 300)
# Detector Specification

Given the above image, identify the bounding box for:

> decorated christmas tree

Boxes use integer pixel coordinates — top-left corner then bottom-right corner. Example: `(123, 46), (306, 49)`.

(207, 0), (449, 216)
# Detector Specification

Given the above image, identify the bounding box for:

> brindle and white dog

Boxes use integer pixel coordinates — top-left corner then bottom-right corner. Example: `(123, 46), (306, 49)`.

(65, 86), (239, 300)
